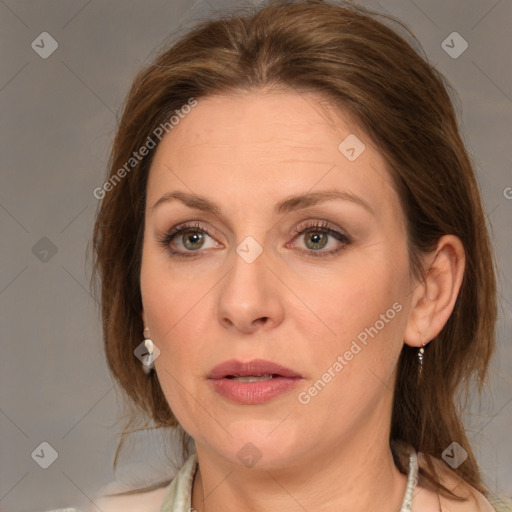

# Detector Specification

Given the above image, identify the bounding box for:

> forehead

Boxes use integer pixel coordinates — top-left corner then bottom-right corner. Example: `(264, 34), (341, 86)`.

(154, 89), (364, 158)
(146, 90), (402, 222)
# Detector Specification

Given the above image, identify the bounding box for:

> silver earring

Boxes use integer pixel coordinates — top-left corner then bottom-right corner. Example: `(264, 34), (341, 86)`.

(142, 327), (155, 374)
(418, 334), (429, 376)
(418, 345), (425, 374)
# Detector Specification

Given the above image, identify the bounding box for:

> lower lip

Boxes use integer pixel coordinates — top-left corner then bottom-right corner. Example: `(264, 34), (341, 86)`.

(209, 376), (302, 405)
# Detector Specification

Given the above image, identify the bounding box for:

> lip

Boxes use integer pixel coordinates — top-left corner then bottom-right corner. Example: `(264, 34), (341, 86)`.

(208, 359), (303, 405)
(208, 359), (302, 379)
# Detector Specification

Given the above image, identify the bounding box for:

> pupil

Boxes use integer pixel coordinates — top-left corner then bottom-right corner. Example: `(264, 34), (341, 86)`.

(306, 232), (327, 250)
(184, 231), (204, 250)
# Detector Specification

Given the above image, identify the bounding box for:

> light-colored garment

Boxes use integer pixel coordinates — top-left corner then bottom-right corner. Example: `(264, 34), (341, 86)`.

(158, 451), (420, 512)
(47, 451), (512, 512)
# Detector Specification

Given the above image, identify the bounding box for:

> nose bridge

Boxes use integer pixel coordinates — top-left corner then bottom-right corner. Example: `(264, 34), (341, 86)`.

(216, 236), (283, 332)
(223, 238), (268, 309)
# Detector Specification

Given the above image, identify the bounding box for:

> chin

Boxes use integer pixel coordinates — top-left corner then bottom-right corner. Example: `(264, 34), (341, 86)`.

(218, 427), (303, 469)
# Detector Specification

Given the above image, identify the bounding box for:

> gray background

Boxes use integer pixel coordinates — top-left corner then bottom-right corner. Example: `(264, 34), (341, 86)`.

(0, 0), (511, 511)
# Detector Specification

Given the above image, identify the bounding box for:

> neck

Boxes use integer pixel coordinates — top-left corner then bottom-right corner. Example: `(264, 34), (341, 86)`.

(191, 430), (408, 512)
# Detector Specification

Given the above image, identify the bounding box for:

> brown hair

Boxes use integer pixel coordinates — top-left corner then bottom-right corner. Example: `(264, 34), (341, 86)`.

(91, 0), (497, 499)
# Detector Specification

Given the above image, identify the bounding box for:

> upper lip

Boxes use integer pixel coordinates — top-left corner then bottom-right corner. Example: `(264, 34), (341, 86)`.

(208, 359), (302, 379)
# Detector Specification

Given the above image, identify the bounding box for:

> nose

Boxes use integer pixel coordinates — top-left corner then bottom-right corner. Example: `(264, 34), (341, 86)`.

(216, 245), (285, 334)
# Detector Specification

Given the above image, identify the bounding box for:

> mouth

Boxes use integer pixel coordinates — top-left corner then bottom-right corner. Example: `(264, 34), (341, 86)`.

(208, 358), (303, 380)
(224, 374), (279, 382)
(208, 359), (303, 405)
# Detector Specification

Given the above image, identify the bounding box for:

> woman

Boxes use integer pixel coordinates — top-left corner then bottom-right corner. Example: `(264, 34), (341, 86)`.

(50, 0), (511, 510)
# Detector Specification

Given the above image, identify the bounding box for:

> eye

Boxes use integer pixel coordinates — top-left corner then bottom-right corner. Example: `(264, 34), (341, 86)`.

(289, 220), (351, 257)
(157, 220), (351, 258)
(157, 222), (221, 256)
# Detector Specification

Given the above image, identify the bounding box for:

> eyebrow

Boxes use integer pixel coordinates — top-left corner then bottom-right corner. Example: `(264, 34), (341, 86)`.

(151, 189), (374, 216)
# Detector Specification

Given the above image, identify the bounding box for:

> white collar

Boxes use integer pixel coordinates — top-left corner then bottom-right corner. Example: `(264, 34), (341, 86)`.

(159, 449), (419, 511)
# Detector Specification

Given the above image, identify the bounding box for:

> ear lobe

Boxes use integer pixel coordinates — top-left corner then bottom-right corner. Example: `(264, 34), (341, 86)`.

(403, 235), (465, 348)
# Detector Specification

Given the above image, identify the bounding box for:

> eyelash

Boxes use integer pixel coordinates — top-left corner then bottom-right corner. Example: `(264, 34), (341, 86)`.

(157, 220), (351, 258)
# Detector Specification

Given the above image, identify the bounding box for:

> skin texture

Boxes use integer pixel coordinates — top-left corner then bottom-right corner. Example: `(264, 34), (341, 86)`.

(138, 90), (471, 512)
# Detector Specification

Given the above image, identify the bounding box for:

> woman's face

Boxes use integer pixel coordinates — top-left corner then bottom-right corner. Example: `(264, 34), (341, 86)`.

(140, 90), (417, 469)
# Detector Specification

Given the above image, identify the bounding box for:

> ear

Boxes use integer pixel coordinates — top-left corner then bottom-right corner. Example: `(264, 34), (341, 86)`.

(141, 308), (146, 328)
(403, 235), (465, 348)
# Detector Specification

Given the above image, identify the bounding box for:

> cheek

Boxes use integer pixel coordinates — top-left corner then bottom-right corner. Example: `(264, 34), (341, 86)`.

(289, 247), (409, 390)
(295, 252), (406, 339)
(141, 238), (210, 325)
(295, 279), (406, 420)
(140, 247), (209, 375)
(140, 258), (211, 431)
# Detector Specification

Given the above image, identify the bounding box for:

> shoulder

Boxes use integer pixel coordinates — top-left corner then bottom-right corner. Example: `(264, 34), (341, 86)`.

(92, 486), (170, 512)
(92, 453), (197, 512)
(414, 452), (501, 512)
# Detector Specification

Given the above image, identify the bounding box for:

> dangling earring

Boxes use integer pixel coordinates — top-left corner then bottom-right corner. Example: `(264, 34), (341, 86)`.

(418, 344), (425, 375)
(418, 334), (429, 376)
(142, 327), (155, 375)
